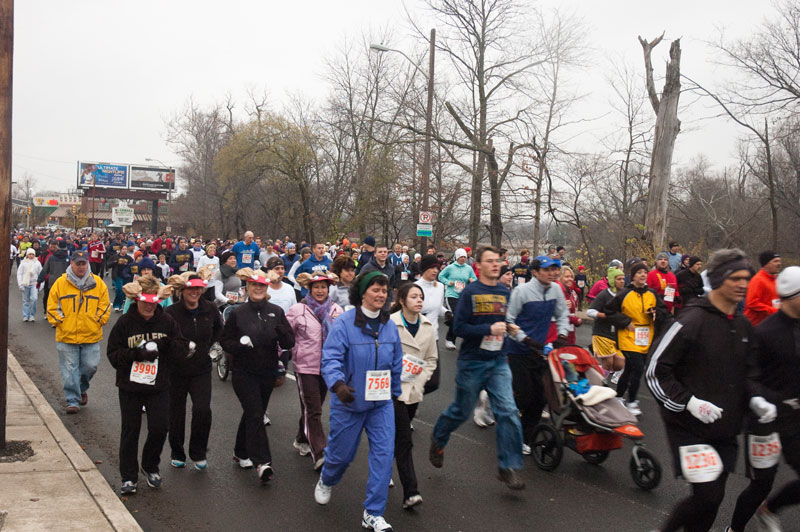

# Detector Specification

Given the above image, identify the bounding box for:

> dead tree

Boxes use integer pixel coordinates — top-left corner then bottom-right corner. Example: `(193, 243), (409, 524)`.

(639, 34), (681, 251)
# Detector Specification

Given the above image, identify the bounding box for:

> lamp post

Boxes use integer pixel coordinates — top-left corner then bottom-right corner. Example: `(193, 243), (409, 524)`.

(145, 157), (173, 234)
(370, 28), (436, 252)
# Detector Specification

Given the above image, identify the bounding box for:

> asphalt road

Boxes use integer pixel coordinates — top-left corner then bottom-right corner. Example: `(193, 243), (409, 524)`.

(6, 274), (800, 532)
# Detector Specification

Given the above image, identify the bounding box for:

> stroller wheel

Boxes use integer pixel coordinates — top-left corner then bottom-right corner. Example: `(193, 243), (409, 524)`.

(582, 450), (610, 465)
(531, 423), (563, 472)
(629, 446), (661, 491)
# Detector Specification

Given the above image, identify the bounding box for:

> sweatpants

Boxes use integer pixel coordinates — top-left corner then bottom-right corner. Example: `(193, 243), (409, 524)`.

(169, 372), (212, 462)
(232, 370), (275, 465)
(295, 373), (328, 462)
(616, 350), (645, 402)
(113, 277), (125, 309)
(393, 399), (420, 500)
(90, 262), (102, 276)
(662, 474), (729, 532)
(118, 388), (169, 483)
(507, 354), (547, 445)
(321, 401), (395, 516)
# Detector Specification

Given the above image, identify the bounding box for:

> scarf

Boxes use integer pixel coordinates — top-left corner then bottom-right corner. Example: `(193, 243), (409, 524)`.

(220, 263), (237, 279)
(305, 296), (334, 342)
(66, 265), (96, 292)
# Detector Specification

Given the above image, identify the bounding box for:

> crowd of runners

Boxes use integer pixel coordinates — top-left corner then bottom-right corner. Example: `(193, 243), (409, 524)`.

(8, 227), (800, 532)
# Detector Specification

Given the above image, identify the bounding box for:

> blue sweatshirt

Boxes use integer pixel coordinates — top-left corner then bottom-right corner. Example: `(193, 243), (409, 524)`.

(453, 281), (510, 360)
(231, 240), (261, 269)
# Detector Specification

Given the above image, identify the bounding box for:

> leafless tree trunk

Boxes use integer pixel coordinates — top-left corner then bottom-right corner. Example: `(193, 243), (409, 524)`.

(639, 34), (681, 252)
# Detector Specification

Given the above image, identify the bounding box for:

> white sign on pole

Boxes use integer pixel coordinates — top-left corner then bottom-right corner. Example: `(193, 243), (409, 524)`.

(419, 211), (432, 224)
(112, 203), (135, 227)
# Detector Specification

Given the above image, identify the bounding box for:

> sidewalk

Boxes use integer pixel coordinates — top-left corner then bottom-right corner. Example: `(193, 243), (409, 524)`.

(0, 351), (143, 532)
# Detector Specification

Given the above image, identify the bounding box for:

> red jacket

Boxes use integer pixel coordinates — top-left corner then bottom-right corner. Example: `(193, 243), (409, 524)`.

(646, 268), (679, 312)
(88, 241), (106, 264)
(745, 269), (779, 326)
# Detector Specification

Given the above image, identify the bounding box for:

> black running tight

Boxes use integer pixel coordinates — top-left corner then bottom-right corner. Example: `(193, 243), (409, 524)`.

(730, 476), (774, 531)
(661, 474), (728, 532)
(767, 479), (800, 514)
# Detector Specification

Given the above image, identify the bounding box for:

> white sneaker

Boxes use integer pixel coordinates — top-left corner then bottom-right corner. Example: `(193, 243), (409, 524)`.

(314, 478), (332, 505)
(626, 400), (642, 416)
(610, 371), (621, 384)
(193, 460), (208, 470)
(755, 504), (783, 532)
(389, 478), (394, 488)
(29, 317), (35, 322)
(617, 397), (626, 408)
(293, 440), (311, 456)
(234, 456), (254, 468)
(362, 510), (393, 531)
(522, 443), (532, 455)
(263, 412), (271, 425)
(445, 340), (457, 350)
(257, 463), (273, 483)
(402, 494), (423, 509)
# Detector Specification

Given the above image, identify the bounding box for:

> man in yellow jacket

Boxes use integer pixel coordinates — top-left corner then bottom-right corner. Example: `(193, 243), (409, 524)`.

(47, 250), (111, 414)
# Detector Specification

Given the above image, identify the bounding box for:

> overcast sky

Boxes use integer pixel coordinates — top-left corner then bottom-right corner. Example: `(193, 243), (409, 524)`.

(13, 0), (772, 194)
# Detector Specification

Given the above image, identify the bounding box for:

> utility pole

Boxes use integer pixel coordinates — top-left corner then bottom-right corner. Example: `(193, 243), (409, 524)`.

(0, 0), (14, 450)
(420, 28), (435, 252)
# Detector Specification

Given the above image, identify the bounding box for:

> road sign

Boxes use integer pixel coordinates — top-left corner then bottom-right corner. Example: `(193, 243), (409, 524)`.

(416, 223), (433, 237)
(112, 205), (134, 227)
(419, 211), (432, 224)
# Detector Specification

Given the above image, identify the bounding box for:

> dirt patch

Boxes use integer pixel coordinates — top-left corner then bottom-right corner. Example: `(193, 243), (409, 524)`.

(0, 440), (34, 463)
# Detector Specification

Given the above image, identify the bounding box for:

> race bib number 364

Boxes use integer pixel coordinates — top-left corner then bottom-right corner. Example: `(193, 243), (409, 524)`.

(365, 370), (391, 401)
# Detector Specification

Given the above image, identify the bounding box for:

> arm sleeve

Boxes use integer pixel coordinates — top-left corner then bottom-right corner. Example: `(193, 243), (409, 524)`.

(646, 271), (660, 292)
(392, 332), (403, 398)
(645, 321), (691, 412)
(552, 288), (570, 336)
(276, 309), (296, 350)
(46, 281), (63, 326)
(36, 258), (49, 284)
(96, 281), (111, 326)
(106, 321), (139, 368)
(438, 265), (451, 285)
(219, 311), (247, 356)
(603, 290), (632, 330)
(211, 306), (224, 344)
(321, 318), (348, 389)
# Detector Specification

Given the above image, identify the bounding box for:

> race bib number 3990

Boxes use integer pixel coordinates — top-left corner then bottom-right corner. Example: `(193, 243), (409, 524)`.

(130, 359), (158, 386)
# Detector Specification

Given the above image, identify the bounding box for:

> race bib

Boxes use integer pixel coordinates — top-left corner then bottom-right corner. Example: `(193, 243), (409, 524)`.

(577, 280), (585, 288)
(664, 286), (676, 302)
(401, 272), (409, 281)
(634, 326), (650, 346)
(773, 299), (781, 309)
(365, 370), (391, 401)
(179, 263), (189, 272)
(480, 334), (504, 351)
(193, 257), (200, 267)
(748, 433), (781, 469)
(130, 359), (158, 386)
(225, 290), (240, 303)
(679, 444), (723, 483)
(241, 253), (253, 265)
(90, 250), (99, 258)
(401, 354), (425, 382)
(453, 281), (465, 293)
(517, 278), (526, 286)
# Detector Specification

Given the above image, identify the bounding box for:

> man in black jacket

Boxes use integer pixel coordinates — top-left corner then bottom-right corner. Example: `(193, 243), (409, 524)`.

(107, 278), (192, 495)
(37, 240), (70, 316)
(165, 276), (222, 471)
(646, 248), (777, 532)
(358, 244), (395, 310)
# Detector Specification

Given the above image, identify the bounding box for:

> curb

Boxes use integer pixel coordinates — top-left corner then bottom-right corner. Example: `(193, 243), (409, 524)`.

(7, 351), (144, 532)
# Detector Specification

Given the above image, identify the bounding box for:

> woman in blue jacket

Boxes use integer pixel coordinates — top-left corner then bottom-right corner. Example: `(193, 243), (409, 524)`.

(314, 271), (403, 532)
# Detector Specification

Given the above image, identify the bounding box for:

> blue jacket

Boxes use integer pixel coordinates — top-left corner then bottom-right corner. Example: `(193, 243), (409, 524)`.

(281, 252), (300, 272)
(321, 307), (403, 412)
(505, 278), (569, 354)
(295, 254), (333, 296)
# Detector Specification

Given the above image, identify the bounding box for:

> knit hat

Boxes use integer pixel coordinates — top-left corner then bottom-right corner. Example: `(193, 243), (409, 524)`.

(656, 252), (669, 261)
(219, 250), (234, 264)
(759, 250), (780, 267)
(608, 259), (622, 269)
(629, 262), (648, 278)
(454, 248), (467, 261)
(25, 247), (36, 256)
(688, 256), (702, 268)
(777, 266), (800, 299)
(363, 235), (376, 247)
(607, 268), (625, 291)
(420, 254), (439, 274)
(57, 240), (67, 249)
(499, 264), (511, 277)
(138, 258), (156, 272)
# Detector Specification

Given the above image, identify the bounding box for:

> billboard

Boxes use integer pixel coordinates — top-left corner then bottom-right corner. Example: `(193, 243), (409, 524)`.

(129, 165), (176, 191)
(77, 162), (129, 189)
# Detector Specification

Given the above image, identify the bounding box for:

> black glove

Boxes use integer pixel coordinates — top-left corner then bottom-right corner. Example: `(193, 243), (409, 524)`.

(332, 381), (356, 404)
(136, 342), (159, 362)
(552, 335), (568, 349)
(523, 337), (545, 357)
(153, 337), (172, 352)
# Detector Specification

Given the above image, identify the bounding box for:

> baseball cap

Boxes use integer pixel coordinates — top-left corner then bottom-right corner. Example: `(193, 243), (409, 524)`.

(534, 255), (561, 269)
(70, 251), (89, 263)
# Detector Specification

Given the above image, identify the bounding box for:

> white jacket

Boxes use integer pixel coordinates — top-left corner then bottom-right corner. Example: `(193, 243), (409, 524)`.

(415, 278), (448, 339)
(17, 257), (42, 288)
(390, 311), (438, 405)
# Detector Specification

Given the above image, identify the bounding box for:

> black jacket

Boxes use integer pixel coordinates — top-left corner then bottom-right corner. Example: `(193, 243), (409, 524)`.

(675, 269), (704, 311)
(588, 288), (617, 340)
(220, 299), (295, 376)
(37, 249), (69, 287)
(108, 252), (132, 281)
(646, 298), (759, 441)
(106, 305), (191, 394)
(165, 298), (223, 377)
(752, 310), (800, 431)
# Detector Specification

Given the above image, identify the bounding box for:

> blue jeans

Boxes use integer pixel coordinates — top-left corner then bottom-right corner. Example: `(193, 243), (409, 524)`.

(21, 286), (37, 319)
(433, 356), (523, 470)
(113, 277), (125, 309)
(56, 342), (101, 407)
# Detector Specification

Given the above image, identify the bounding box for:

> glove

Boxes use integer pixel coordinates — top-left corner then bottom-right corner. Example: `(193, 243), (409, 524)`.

(136, 341), (159, 362)
(240, 335), (253, 348)
(552, 335), (568, 349)
(332, 381), (356, 404)
(687, 396), (723, 424)
(186, 341), (197, 359)
(36, 282), (41, 290)
(750, 396), (777, 424)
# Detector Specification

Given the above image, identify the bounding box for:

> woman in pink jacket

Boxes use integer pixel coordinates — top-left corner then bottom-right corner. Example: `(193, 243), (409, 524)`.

(286, 272), (343, 470)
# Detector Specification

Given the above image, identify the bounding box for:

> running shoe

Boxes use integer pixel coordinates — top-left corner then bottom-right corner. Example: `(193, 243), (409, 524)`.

(140, 467), (162, 488)
(402, 494), (423, 509)
(233, 456), (254, 468)
(445, 340), (457, 350)
(522, 444), (532, 455)
(754, 504), (783, 532)
(361, 510), (393, 532)
(170, 459), (185, 468)
(497, 468), (526, 490)
(314, 454), (325, 471)
(429, 439), (444, 468)
(626, 400), (642, 416)
(263, 412), (271, 425)
(194, 460), (208, 471)
(389, 479), (394, 488)
(314, 478), (332, 505)
(257, 463), (273, 484)
(293, 440), (311, 456)
(120, 481), (137, 495)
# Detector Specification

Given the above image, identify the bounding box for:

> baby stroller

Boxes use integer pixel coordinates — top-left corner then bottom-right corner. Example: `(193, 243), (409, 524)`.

(530, 345), (662, 490)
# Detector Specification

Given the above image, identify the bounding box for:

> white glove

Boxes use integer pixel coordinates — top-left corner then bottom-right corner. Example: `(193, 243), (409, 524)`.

(145, 341), (158, 353)
(687, 396), (723, 424)
(750, 396), (777, 424)
(186, 341), (197, 358)
(240, 335), (253, 348)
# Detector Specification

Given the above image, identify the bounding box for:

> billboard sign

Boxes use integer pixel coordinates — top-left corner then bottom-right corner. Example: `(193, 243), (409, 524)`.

(129, 165), (176, 191)
(77, 162), (129, 189)
(112, 204), (135, 227)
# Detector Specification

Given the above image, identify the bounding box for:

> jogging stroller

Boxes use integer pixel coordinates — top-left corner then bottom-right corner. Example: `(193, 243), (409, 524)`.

(530, 345), (662, 490)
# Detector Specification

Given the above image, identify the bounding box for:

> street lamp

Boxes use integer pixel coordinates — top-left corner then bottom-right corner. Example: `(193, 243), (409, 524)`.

(370, 29), (436, 252)
(145, 157), (174, 234)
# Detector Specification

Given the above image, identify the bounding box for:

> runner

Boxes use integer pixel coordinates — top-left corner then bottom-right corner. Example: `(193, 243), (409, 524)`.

(189, 240), (206, 271)
(646, 248), (775, 532)
(17, 248), (41, 322)
(314, 271), (402, 532)
(87, 233), (106, 276)
(438, 248), (477, 350)
(675, 256), (704, 314)
(587, 267), (626, 373)
(647, 251), (680, 314)
(329, 255), (357, 309)
(390, 283), (438, 509)
(169, 237), (193, 274)
(287, 272), (343, 471)
(231, 231), (261, 269)
(359, 244), (397, 310)
(744, 250), (782, 326)
(557, 265), (582, 345)
(510, 251), (531, 287)
(294, 243), (333, 296)
(429, 246), (525, 490)
(219, 268), (295, 484)
(211, 251), (243, 307)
